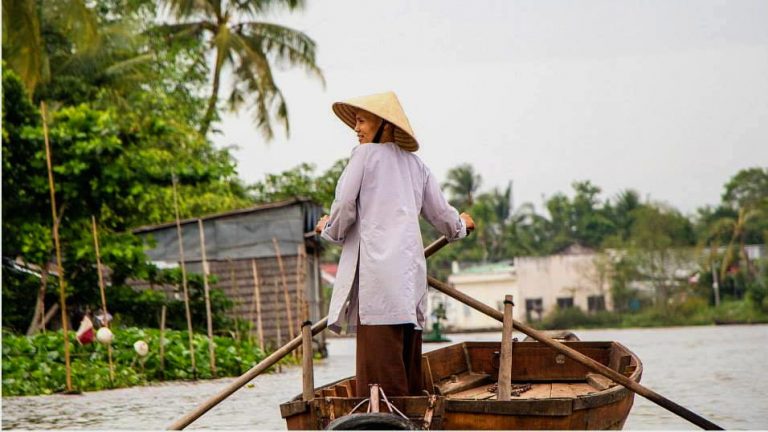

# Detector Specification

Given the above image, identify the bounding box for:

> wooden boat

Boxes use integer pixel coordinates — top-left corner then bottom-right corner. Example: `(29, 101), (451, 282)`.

(280, 338), (642, 430)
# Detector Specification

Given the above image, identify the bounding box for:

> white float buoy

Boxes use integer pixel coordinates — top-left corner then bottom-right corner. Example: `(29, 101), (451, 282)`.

(133, 340), (149, 357)
(96, 327), (114, 345)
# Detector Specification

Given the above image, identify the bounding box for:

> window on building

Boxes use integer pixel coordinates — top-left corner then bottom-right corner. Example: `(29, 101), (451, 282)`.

(588, 295), (606, 313)
(525, 298), (543, 322)
(463, 304), (471, 318)
(497, 301), (504, 312)
(557, 297), (574, 309)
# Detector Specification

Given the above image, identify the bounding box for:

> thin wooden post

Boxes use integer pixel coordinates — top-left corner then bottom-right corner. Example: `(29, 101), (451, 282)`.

(197, 219), (217, 377)
(370, 384), (381, 413)
(160, 305), (167, 380)
(41, 101), (72, 393)
(272, 238), (295, 340)
(91, 216), (115, 384)
(249, 259), (264, 351)
(274, 279), (283, 373)
(296, 244), (306, 324)
(301, 320), (315, 401)
(228, 260), (240, 342)
(497, 295), (514, 400)
(171, 174), (197, 378)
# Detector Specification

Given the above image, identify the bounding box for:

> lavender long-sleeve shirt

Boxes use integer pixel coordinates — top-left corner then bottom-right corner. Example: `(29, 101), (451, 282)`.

(321, 142), (466, 333)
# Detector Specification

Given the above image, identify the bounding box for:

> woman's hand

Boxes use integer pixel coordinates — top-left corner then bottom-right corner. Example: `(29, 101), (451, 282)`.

(315, 215), (330, 234)
(460, 212), (475, 233)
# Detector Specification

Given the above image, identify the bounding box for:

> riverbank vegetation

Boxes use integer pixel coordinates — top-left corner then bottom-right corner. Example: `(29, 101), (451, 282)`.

(537, 298), (768, 330)
(1, 327), (294, 396)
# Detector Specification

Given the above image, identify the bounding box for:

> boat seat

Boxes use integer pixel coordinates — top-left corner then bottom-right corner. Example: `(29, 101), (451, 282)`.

(435, 372), (492, 396)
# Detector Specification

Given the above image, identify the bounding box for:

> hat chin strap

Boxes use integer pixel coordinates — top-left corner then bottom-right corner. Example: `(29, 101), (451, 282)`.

(372, 120), (389, 143)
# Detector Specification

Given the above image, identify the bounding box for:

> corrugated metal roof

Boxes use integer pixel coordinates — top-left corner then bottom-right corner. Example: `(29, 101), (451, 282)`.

(132, 197), (319, 234)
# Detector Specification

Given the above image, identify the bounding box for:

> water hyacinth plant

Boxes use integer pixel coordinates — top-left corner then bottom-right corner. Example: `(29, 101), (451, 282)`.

(2, 327), (291, 396)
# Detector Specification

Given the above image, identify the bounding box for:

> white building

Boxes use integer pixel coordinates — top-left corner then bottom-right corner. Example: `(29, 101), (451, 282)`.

(430, 261), (516, 332)
(515, 245), (612, 322)
(430, 245), (612, 331)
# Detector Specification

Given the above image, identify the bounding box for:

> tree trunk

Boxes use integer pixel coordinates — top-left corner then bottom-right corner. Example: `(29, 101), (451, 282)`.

(200, 46), (224, 136)
(27, 263), (49, 335)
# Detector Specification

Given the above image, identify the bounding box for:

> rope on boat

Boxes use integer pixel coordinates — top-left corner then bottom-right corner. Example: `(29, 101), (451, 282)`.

(487, 382), (533, 397)
(346, 386), (410, 421)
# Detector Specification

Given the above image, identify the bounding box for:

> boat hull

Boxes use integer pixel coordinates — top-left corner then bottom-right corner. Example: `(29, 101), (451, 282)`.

(280, 340), (642, 430)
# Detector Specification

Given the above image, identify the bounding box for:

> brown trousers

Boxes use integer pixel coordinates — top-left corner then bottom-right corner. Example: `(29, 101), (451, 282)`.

(355, 322), (424, 397)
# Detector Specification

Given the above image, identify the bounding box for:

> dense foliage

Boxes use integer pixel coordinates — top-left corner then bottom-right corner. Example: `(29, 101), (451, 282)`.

(2, 0), (318, 335)
(1, 327), (289, 396)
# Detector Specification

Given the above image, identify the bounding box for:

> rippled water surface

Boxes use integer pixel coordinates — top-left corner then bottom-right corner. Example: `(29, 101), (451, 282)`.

(3, 325), (766, 430)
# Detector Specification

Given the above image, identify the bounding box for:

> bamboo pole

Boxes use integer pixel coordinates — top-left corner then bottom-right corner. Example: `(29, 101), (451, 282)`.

(160, 305), (167, 380)
(274, 279), (282, 373)
(91, 216), (115, 384)
(295, 246), (305, 358)
(426, 274), (723, 430)
(301, 321), (315, 401)
(197, 219), (217, 377)
(228, 260), (240, 342)
(250, 259), (265, 351)
(296, 244), (306, 324)
(171, 174), (197, 379)
(497, 295), (514, 400)
(271, 238), (295, 340)
(40, 101), (73, 393)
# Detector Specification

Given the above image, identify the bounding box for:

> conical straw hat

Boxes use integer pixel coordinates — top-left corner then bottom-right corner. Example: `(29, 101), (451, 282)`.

(332, 91), (419, 152)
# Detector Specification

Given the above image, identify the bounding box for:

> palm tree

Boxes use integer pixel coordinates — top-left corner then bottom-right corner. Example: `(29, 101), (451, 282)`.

(711, 207), (761, 281)
(2, 0), (99, 97)
(442, 164), (482, 209)
(157, 0), (324, 138)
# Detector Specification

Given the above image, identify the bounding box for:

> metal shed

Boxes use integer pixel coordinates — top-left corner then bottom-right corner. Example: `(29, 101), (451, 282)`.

(132, 198), (326, 352)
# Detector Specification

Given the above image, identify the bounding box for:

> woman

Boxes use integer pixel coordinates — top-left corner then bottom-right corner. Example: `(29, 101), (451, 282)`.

(315, 91), (474, 397)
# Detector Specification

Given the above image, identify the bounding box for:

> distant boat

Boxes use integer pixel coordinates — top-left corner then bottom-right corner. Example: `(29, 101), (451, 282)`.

(280, 336), (642, 430)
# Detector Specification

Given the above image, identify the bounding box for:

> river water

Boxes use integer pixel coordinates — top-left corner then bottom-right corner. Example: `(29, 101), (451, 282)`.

(2, 325), (766, 430)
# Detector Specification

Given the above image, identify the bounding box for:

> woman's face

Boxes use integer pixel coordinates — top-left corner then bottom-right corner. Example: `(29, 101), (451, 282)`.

(354, 110), (382, 144)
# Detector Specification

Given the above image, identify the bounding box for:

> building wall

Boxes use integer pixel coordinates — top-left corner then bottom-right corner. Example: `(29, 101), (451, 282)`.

(131, 247), (323, 350)
(433, 252), (612, 331)
(436, 271), (518, 331)
(515, 253), (612, 321)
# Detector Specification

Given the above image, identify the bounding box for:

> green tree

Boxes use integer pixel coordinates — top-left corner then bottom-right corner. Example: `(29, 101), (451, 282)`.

(2, 0), (99, 96)
(1, 68), (249, 333)
(442, 164), (482, 209)
(157, 0), (324, 137)
(625, 205), (696, 309)
(250, 159), (347, 211)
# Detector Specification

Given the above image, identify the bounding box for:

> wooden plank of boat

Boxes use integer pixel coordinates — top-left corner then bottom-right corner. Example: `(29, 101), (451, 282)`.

(281, 339), (642, 430)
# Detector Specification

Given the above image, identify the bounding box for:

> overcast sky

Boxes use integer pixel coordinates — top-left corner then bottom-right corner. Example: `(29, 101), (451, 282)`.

(212, 0), (768, 215)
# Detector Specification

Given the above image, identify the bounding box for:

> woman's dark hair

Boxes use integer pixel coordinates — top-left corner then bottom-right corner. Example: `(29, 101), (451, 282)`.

(372, 120), (390, 143)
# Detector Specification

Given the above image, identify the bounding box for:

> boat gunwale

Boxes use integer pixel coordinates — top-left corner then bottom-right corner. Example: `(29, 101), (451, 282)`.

(281, 340), (643, 420)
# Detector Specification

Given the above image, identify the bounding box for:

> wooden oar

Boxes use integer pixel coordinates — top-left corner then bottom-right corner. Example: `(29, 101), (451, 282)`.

(426, 275), (723, 430)
(167, 235), (453, 430)
(167, 318), (328, 430)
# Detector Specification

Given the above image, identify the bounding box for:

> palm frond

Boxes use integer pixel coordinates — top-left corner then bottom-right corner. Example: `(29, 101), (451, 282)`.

(2, 0), (48, 94)
(230, 0), (305, 19)
(239, 21), (324, 84)
(164, 0), (217, 19)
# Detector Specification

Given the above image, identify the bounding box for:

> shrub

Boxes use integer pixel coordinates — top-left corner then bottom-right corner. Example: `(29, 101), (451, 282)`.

(1, 327), (290, 396)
